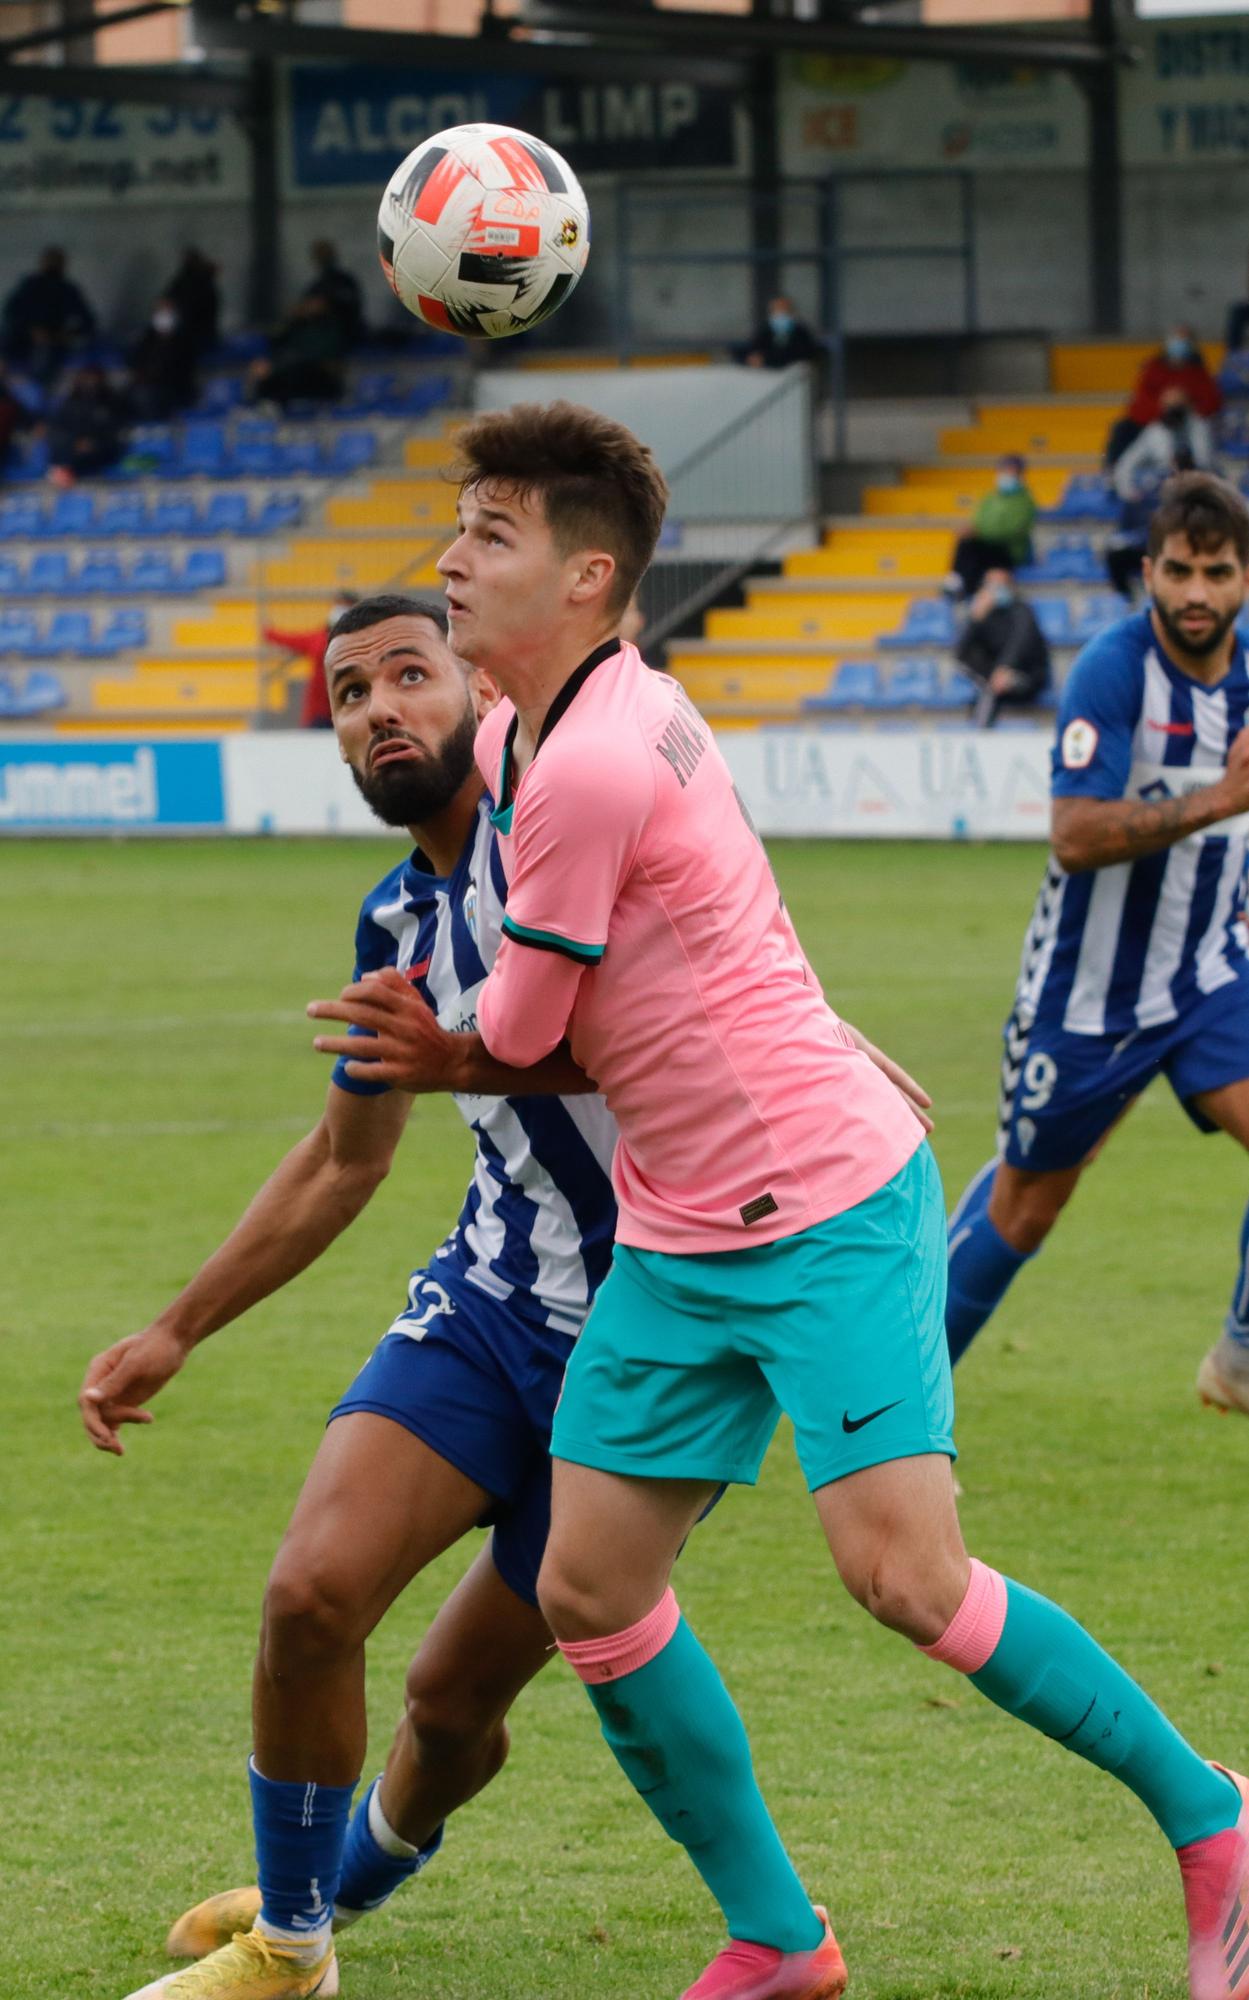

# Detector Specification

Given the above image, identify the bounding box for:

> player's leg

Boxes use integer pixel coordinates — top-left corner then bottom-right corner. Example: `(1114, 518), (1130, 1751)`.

(130, 1410), (490, 1999)
(539, 1256), (845, 1994)
(336, 1542), (555, 1920)
(946, 1011), (1140, 1361)
(785, 1141), (1244, 2000)
(1168, 997), (1249, 1411)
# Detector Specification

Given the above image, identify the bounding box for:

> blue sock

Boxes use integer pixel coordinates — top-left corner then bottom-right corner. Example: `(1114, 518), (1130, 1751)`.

(971, 1579), (1238, 1849)
(1225, 1196), (1249, 1347)
(248, 1759), (355, 1941)
(580, 1613), (822, 1953)
(946, 1158), (1032, 1363)
(336, 1776), (443, 1918)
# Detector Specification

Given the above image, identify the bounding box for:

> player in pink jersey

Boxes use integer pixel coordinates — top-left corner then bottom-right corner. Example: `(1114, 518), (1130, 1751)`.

(321, 401), (1249, 2000)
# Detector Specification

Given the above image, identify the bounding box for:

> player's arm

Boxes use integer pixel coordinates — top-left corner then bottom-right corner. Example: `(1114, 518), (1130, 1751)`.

(307, 965), (595, 1094)
(841, 1020), (933, 1133)
(77, 1081), (412, 1456)
(1053, 726), (1249, 873)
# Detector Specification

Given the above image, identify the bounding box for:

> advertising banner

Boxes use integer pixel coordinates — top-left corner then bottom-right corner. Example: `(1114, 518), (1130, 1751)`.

(0, 95), (248, 210)
(778, 50), (1088, 175)
(1122, 14), (1249, 166)
(719, 728), (1053, 840)
(284, 62), (741, 193)
(0, 740), (225, 831)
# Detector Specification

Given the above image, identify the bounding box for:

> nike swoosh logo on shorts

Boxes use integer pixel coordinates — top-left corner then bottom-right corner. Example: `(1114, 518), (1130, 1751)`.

(842, 1399), (904, 1433)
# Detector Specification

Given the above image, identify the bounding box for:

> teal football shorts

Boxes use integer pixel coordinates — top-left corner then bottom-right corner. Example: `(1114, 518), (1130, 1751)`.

(551, 1140), (955, 1491)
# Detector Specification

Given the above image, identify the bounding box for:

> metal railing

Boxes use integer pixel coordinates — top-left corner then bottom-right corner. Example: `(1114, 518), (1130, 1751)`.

(640, 363), (818, 659)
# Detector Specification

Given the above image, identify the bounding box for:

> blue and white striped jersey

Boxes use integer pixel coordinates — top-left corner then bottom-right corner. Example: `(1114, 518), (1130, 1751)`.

(1015, 609), (1249, 1039)
(334, 796), (618, 1336)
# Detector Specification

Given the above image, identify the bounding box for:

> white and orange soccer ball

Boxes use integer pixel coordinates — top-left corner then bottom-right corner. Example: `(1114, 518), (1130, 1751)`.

(377, 123), (590, 340)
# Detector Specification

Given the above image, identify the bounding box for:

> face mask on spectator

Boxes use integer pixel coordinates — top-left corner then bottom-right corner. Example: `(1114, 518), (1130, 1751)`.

(992, 583), (1015, 609)
(1165, 336), (1192, 364)
(996, 471), (1020, 493)
(769, 312), (795, 338)
(152, 308), (178, 335)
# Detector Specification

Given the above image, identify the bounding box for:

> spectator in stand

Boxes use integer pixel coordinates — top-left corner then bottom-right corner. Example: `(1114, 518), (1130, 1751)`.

(741, 294), (821, 370)
(1106, 390), (1218, 598)
(263, 592), (359, 729)
(246, 294), (347, 411)
(129, 297), (199, 420)
(944, 454), (1037, 598)
(955, 567), (1051, 728)
(165, 248), (221, 357)
(2, 247), (96, 384)
(46, 364), (130, 487)
(0, 361), (30, 481)
(1104, 325), (1221, 468)
(304, 239), (364, 352)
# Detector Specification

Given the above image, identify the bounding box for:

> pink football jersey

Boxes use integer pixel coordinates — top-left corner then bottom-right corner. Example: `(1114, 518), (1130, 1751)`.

(476, 643), (922, 1252)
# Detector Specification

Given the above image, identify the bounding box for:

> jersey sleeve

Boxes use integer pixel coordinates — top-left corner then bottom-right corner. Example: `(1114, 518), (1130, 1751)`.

(331, 887), (403, 1099)
(478, 734), (653, 1068)
(1051, 638), (1143, 801)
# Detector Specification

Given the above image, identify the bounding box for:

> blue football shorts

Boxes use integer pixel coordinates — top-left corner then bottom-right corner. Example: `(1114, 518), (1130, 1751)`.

(328, 1267), (574, 1607)
(998, 974), (1249, 1174)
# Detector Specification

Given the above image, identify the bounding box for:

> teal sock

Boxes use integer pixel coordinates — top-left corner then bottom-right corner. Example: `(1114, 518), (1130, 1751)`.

(584, 1616), (822, 1952)
(971, 1578), (1237, 1848)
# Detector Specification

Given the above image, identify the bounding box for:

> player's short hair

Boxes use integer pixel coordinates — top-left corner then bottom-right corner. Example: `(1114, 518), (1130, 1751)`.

(331, 592), (450, 638)
(451, 400), (669, 615)
(1148, 472), (1249, 564)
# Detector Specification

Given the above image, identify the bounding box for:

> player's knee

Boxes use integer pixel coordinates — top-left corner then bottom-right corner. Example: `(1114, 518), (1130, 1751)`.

(261, 1553), (367, 1667)
(840, 1545), (962, 1645)
(535, 1546), (602, 1639)
(991, 1178), (1070, 1254)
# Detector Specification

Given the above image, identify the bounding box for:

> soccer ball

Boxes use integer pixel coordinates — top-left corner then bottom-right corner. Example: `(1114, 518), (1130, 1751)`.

(378, 123), (590, 340)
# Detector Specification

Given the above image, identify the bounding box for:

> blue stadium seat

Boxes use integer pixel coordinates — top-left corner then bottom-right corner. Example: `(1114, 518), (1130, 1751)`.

(0, 500), (42, 539)
(47, 491), (96, 536)
(0, 613), (39, 655)
(0, 555), (23, 593)
(147, 497), (200, 538)
(881, 598), (957, 649)
(14, 667), (68, 715)
(95, 609), (148, 655)
(182, 549), (227, 590)
(935, 667), (979, 710)
(26, 551), (71, 595)
(201, 492), (251, 535)
(277, 437), (320, 475)
(8, 435), (49, 482)
(129, 553), (178, 594)
(1072, 593), (1123, 645)
(76, 555), (126, 595)
(230, 437), (283, 477)
(1034, 598), (1074, 646)
(1041, 475), (1117, 525)
(254, 493), (302, 534)
(195, 376), (245, 415)
(883, 657), (944, 707)
(34, 610), (93, 655)
(0, 670), (19, 714)
(325, 430), (377, 474)
(178, 420), (228, 476)
(96, 498), (149, 538)
(812, 660), (885, 709)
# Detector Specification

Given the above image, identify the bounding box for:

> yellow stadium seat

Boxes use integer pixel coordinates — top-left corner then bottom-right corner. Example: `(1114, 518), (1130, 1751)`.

(1051, 342), (1224, 395)
(324, 480), (459, 532)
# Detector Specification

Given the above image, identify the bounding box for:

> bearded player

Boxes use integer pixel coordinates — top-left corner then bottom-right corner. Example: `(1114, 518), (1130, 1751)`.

(323, 414), (1249, 2000)
(946, 472), (1249, 1416)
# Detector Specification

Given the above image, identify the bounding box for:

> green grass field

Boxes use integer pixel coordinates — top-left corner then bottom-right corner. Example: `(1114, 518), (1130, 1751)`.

(4, 836), (1247, 2000)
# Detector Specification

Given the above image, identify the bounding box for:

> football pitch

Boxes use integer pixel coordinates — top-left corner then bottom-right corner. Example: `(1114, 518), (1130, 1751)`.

(4, 834), (1246, 2000)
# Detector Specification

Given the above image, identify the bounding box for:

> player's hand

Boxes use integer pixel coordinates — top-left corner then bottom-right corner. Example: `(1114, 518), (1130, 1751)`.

(308, 966), (460, 1090)
(844, 1024), (934, 1133)
(78, 1326), (188, 1456)
(1218, 727), (1249, 816)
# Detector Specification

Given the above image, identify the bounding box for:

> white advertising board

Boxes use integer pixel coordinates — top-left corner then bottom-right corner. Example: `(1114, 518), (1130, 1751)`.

(0, 729), (1054, 841)
(0, 94), (248, 209)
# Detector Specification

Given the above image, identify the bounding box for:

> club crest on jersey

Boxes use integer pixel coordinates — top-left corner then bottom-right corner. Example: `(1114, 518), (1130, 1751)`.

(1061, 717), (1099, 770)
(463, 879), (479, 945)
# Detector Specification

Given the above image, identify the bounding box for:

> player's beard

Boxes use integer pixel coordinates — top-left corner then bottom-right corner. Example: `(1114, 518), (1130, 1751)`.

(351, 701), (478, 828)
(1151, 594), (1241, 660)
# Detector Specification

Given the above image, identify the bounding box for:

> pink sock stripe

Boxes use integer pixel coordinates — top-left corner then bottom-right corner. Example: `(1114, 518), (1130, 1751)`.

(919, 1559), (1008, 1673)
(559, 1589), (680, 1685)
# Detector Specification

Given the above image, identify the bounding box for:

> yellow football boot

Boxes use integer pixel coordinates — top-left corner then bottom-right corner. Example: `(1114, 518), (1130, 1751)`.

(166, 1891), (263, 1960)
(124, 1928), (338, 1998)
